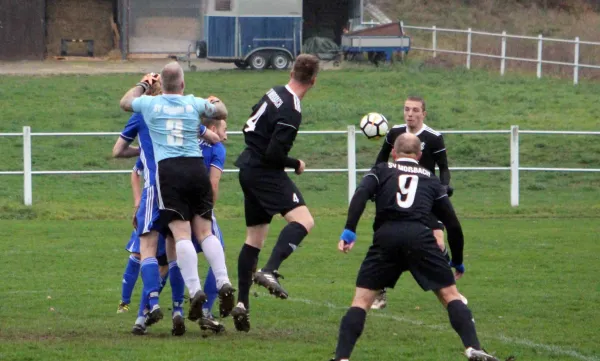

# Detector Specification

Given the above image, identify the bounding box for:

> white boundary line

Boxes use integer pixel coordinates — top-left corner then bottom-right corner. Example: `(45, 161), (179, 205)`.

(0, 288), (597, 361)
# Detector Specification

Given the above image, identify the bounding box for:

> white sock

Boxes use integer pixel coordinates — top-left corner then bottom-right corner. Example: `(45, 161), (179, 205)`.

(175, 239), (202, 297)
(200, 235), (230, 289)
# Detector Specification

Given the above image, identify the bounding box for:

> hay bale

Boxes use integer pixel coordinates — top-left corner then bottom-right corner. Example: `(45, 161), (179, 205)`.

(46, 0), (114, 57)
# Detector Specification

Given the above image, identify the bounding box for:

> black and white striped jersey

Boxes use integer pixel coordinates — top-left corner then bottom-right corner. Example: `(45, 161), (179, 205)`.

(235, 85), (302, 170)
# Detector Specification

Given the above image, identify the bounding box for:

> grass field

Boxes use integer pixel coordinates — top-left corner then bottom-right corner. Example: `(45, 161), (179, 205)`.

(0, 65), (599, 360)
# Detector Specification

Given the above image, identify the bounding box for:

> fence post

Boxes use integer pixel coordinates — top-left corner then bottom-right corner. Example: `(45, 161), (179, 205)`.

(432, 25), (437, 58)
(510, 125), (519, 207)
(466, 28), (472, 69)
(573, 37), (580, 85)
(500, 31), (507, 76)
(23, 126), (32, 206)
(537, 34), (543, 78)
(347, 125), (357, 204)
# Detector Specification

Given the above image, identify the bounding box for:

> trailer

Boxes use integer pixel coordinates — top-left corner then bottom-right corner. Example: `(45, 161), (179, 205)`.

(341, 22), (410, 65)
(196, 0), (303, 70)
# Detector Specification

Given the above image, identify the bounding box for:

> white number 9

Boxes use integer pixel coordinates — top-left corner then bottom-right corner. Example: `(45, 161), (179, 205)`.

(396, 175), (419, 208)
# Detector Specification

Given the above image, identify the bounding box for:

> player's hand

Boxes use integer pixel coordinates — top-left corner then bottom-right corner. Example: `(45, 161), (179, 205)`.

(132, 206), (139, 230)
(444, 185), (454, 197)
(450, 261), (465, 280)
(202, 128), (221, 144)
(295, 160), (306, 175)
(140, 72), (160, 86)
(338, 229), (356, 254)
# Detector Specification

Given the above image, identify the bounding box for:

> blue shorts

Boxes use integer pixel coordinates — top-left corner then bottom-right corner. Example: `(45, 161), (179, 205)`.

(136, 186), (161, 236)
(193, 212), (224, 253)
(125, 230), (166, 257)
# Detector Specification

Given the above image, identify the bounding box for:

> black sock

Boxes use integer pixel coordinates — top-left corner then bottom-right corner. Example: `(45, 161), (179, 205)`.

(447, 299), (481, 349)
(237, 243), (260, 309)
(262, 222), (308, 272)
(335, 307), (367, 360)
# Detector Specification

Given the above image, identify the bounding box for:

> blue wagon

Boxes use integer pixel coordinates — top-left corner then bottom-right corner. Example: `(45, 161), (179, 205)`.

(196, 0), (303, 70)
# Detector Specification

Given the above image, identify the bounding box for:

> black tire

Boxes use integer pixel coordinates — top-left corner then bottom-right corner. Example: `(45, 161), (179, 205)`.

(234, 60), (249, 69)
(271, 52), (291, 70)
(249, 52), (269, 70)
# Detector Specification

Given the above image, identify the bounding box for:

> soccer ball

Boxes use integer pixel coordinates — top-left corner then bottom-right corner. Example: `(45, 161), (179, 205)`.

(359, 112), (389, 140)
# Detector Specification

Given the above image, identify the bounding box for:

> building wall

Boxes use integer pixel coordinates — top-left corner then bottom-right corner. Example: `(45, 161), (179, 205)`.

(0, 0), (46, 60)
(46, 0), (114, 57)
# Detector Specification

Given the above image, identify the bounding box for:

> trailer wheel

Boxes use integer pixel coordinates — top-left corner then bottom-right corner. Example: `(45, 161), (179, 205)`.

(234, 60), (249, 69)
(271, 52), (291, 70)
(249, 52), (269, 70)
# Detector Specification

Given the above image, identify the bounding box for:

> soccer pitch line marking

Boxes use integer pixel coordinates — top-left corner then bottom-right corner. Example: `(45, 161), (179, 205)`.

(2, 288), (597, 361)
(275, 293), (599, 361)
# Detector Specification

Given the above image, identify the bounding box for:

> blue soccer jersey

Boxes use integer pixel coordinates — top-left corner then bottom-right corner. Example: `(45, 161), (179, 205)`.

(132, 94), (216, 162)
(199, 139), (226, 172)
(120, 113), (156, 187)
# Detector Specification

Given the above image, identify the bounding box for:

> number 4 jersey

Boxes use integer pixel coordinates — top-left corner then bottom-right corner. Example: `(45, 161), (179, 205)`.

(234, 85), (302, 170)
(366, 158), (449, 230)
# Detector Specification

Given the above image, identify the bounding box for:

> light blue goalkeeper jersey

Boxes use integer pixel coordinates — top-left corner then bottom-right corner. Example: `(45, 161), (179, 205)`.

(132, 94), (216, 162)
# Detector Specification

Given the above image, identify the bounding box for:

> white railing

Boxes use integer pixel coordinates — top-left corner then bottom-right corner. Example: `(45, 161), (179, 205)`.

(400, 22), (600, 85)
(2, 126), (600, 207)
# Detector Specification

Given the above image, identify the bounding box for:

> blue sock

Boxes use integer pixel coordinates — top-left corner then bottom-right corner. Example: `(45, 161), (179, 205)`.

(121, 255), (140, 304)
(203, 267), (218, 314)
(159, 271), (169, 295)
(140, 257), (160, 309)
(137, 288), (148, 318)
(169, 261), (185, 316)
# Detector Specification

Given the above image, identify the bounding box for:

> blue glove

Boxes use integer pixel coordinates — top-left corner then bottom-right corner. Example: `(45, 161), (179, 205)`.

(450, 260), (465, 274)
(340, 229), (356, 244)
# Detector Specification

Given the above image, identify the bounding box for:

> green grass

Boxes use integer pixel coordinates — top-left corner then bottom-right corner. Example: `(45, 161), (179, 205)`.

(0, 218), (598, 361)
(0, 66), (599, 360)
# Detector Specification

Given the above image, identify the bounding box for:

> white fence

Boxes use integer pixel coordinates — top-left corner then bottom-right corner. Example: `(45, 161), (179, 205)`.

(2, 126), (600, 207)
(401, 22), (600, 85)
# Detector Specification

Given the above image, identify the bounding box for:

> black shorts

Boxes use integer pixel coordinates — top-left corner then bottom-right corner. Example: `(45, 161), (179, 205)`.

(427, 214), (445, 231)
(238, 167), (306, 226)
(355, 221), (455, 292)
(156, 157), (213, 226)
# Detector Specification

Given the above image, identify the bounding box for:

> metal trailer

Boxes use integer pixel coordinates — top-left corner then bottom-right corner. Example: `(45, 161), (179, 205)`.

(341, 22), (411, 65)
(195, 0), (302, 70)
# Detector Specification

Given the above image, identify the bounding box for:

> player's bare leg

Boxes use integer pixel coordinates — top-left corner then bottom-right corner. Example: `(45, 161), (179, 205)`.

(169, 219), (206, 321)
(435, 285), (501, 361)
(192, 214), (235, 318)
(255, 206), (314, 299)
(231, 224), (269, 332)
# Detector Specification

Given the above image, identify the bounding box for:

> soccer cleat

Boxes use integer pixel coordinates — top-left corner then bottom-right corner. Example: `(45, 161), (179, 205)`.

(371, 289), (387, 310)
(218, 283), (236, 318)
(171, 311), (186, 336)
(231, 302), (250, 332)
(253, 269), (288, 299)
(117, 301), (130, 313)
(131, 317), (147, 335)
(199, 310), (226, 334)
(465, 347), (502, 361)
(144, 304), (164, 327)
(187, 290), (208, 322)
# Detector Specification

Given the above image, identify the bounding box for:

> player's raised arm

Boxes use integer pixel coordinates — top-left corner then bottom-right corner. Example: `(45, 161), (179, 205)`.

(120, 73), (160, 112)
(431, 189), (464, 267)
(113, 113), (142, 158)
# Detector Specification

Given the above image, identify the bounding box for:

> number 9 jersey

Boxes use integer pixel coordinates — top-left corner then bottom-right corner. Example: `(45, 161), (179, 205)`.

(366, 158), (448, 231)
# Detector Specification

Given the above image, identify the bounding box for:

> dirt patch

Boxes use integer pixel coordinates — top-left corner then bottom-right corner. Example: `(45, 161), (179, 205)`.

(46, 0), (114, 57)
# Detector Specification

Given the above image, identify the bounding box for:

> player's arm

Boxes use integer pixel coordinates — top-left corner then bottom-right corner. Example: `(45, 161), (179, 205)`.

(131, 161), (143, 208)
(433, 135), (452, 192)
(113, 114), (141, 158)
(209, 167), (222, 203)
(264, 112), (302, 172)
(120, 73), (160, 112)
(338, 171), (379, 253)
(196, 97), (227, 144)
(209, 144), (226, 203)
(432, 193), (464, 268)
(375, 132), (394, 164)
